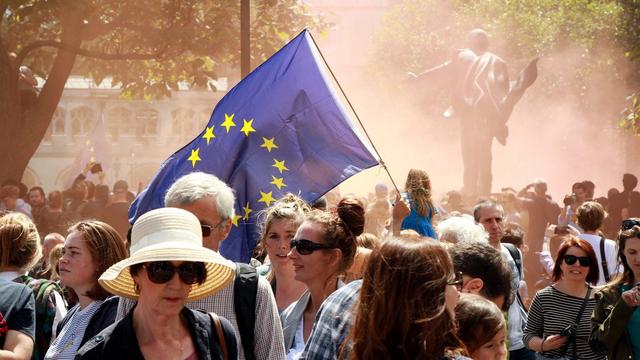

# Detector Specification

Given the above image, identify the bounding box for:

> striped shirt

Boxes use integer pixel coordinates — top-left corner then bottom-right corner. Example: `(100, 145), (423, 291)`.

(523, 286), (605, 360)
(45, 301), (102, 360)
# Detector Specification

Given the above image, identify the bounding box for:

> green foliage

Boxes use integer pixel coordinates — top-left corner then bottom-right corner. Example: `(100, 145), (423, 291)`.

(1, 0), (326, 100)
(620, 92), (640, 135)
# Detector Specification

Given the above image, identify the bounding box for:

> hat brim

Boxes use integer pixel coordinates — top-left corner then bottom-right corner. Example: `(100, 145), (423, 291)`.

(99, 247), (235, 301)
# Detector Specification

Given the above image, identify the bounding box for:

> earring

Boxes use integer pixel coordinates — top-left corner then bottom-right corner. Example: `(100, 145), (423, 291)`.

(134, 283), (140, 294)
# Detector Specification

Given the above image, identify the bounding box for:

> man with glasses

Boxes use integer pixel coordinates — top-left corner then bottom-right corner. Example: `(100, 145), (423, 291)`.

(117, 172), (285, 360)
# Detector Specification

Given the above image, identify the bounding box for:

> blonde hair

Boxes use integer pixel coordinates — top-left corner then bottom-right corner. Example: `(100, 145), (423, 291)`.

(0, 212), (42, 272)
(405, 169), (435, 218)
(47, 244), (65, 281)
(255, 193), (310, 261)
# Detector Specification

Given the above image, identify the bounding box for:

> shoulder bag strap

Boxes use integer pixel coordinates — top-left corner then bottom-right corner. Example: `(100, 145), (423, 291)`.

(209, 312), (228, 360)
(599, 237), (610, 282)
(568, 287), (592, 359)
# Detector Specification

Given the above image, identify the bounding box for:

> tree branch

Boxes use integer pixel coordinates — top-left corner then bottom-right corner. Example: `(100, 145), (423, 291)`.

(16, 40), (167, 65)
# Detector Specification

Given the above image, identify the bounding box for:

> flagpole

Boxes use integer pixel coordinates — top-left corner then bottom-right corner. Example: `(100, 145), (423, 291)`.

(306, 31), (400, 194)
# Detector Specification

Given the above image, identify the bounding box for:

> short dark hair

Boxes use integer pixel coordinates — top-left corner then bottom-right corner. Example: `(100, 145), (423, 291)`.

(551, 235), (599, 284)
(448, 241), (513, 310)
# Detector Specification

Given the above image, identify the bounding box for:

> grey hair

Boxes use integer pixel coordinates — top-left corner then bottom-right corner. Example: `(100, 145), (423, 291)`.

(533, 178), (547, 186)
(164, 172), (236, 220)
(473, 200), (504, 222)
(437, 214), (488, 244)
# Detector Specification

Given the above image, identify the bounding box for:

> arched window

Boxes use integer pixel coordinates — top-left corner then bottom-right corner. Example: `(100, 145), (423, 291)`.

(70, 106), (95, 139)
(135, 108), (158, 140)
(105, 107), (133, 141)
(171, 108), (197, 141)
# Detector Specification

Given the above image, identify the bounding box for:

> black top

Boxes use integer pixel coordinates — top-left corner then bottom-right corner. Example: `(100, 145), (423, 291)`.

(76, 306), (238, 360)
(0, 279), (35, 348)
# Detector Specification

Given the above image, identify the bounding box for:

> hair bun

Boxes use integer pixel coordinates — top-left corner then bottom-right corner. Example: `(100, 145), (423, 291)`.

(336, 196), (365, 238)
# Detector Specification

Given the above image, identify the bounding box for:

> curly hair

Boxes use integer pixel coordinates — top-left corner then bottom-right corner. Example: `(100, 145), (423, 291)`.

(405, 169), (435, 219)
(347, 238), (465, 359)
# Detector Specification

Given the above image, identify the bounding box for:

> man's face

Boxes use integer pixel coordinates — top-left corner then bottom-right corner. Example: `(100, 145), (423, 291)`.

(174, 197), (231, 252)
(28, 190), (44, 206)
(477, 207), (504, 246)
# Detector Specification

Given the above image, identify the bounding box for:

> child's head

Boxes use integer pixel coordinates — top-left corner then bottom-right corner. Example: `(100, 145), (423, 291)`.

(455, 293), (507, 360)
(501, 222), (526, 253)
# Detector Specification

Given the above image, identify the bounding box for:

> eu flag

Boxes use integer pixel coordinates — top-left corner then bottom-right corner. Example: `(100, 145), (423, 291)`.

(128, 29), (379, 262)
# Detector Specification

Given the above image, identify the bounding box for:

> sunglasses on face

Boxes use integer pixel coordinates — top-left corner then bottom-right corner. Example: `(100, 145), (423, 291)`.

(143, 261), (206, 285)
(563, 255), (592, 267)
(447, 271), (464, 291)
(621, 219), (640, 231)
(200, 219), (226, 237)
(290, 239), (338, 255)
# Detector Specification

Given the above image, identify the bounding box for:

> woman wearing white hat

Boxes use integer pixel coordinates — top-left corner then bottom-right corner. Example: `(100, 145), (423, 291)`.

(77, 207), (238, 360)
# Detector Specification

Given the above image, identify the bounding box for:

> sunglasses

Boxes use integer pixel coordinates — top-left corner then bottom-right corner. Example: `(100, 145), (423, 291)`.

(447, 271), (464, 291)
(290, 239), (338, 255)
(621, 219), (640, 231)
(563, 255), (592, 267)
(200, 219), (226, 237)
(143, 261), (206, 285)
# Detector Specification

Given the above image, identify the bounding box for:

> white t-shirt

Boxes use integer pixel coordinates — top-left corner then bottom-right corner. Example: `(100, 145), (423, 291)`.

(286, 317), (306, 360)
(579, 233), (621, 286)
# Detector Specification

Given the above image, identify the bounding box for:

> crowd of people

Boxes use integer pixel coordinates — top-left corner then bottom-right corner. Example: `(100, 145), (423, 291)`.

(0, 168), (639, 360)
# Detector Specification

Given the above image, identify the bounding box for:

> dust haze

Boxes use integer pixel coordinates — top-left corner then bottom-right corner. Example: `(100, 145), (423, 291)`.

(310, 3), (639, 203)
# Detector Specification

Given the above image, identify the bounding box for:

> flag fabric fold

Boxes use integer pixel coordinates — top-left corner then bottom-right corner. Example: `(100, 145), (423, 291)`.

(128, 29), (379, 262)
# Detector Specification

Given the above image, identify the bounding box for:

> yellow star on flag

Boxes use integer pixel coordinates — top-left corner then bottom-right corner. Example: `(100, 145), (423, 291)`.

(221, 113), (236, 133)
(187, 148), (201, 167)
(272, 158), (289, 174)
(202, 125), (215, 144)
(242, 202), (253, 221)
(258, 191), (275, 207)
(270, 175), (287, 190)
(231, 214), (242, 227)
(240, 118), (256, 137)
(260, 137), (278, 152)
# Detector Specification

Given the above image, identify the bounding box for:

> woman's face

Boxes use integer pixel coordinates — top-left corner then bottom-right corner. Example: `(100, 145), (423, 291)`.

(265, 218), (298, 269)
(58, 231), (97, 293)
(560, 246), (590, 282)
(623, 237), (640, 278)
(471, 327), (508, 360)
(133, 261), (192, 317)
(288, 221), (338, 285)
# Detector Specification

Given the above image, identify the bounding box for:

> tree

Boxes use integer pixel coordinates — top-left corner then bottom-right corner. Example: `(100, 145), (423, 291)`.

(0, 0), (325, 184)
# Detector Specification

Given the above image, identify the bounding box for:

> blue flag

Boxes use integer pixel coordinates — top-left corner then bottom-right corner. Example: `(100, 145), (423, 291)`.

(128, 29), (379, 262)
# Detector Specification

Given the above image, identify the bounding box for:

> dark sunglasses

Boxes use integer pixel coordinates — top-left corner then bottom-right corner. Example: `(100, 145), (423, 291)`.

(447, 271), (464, 291)
(143, 261), (206, 285)
(290, 239), (338, 255)
(563, 255), (592, 267)
(621, 219), (640, 231)
(200, 219), (226, 237)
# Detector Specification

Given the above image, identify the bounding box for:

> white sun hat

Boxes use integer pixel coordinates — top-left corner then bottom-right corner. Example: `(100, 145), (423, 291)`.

(99, 207), (235, 301)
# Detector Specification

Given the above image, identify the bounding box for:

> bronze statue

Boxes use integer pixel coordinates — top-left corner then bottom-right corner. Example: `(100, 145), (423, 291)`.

(409, 29), (538, 196)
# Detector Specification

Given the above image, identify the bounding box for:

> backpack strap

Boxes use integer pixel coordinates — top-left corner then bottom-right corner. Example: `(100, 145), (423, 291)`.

(599, 237), (610, 283)
(209, 312), (228, 360)
(502, 243), (523, 279)
(233, 263), (258, 360)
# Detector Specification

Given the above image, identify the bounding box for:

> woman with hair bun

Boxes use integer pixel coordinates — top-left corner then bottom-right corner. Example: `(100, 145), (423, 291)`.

(400, 168), (437, 238)
(281, 195), (364, 359)
(256, 193), (310, 311)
